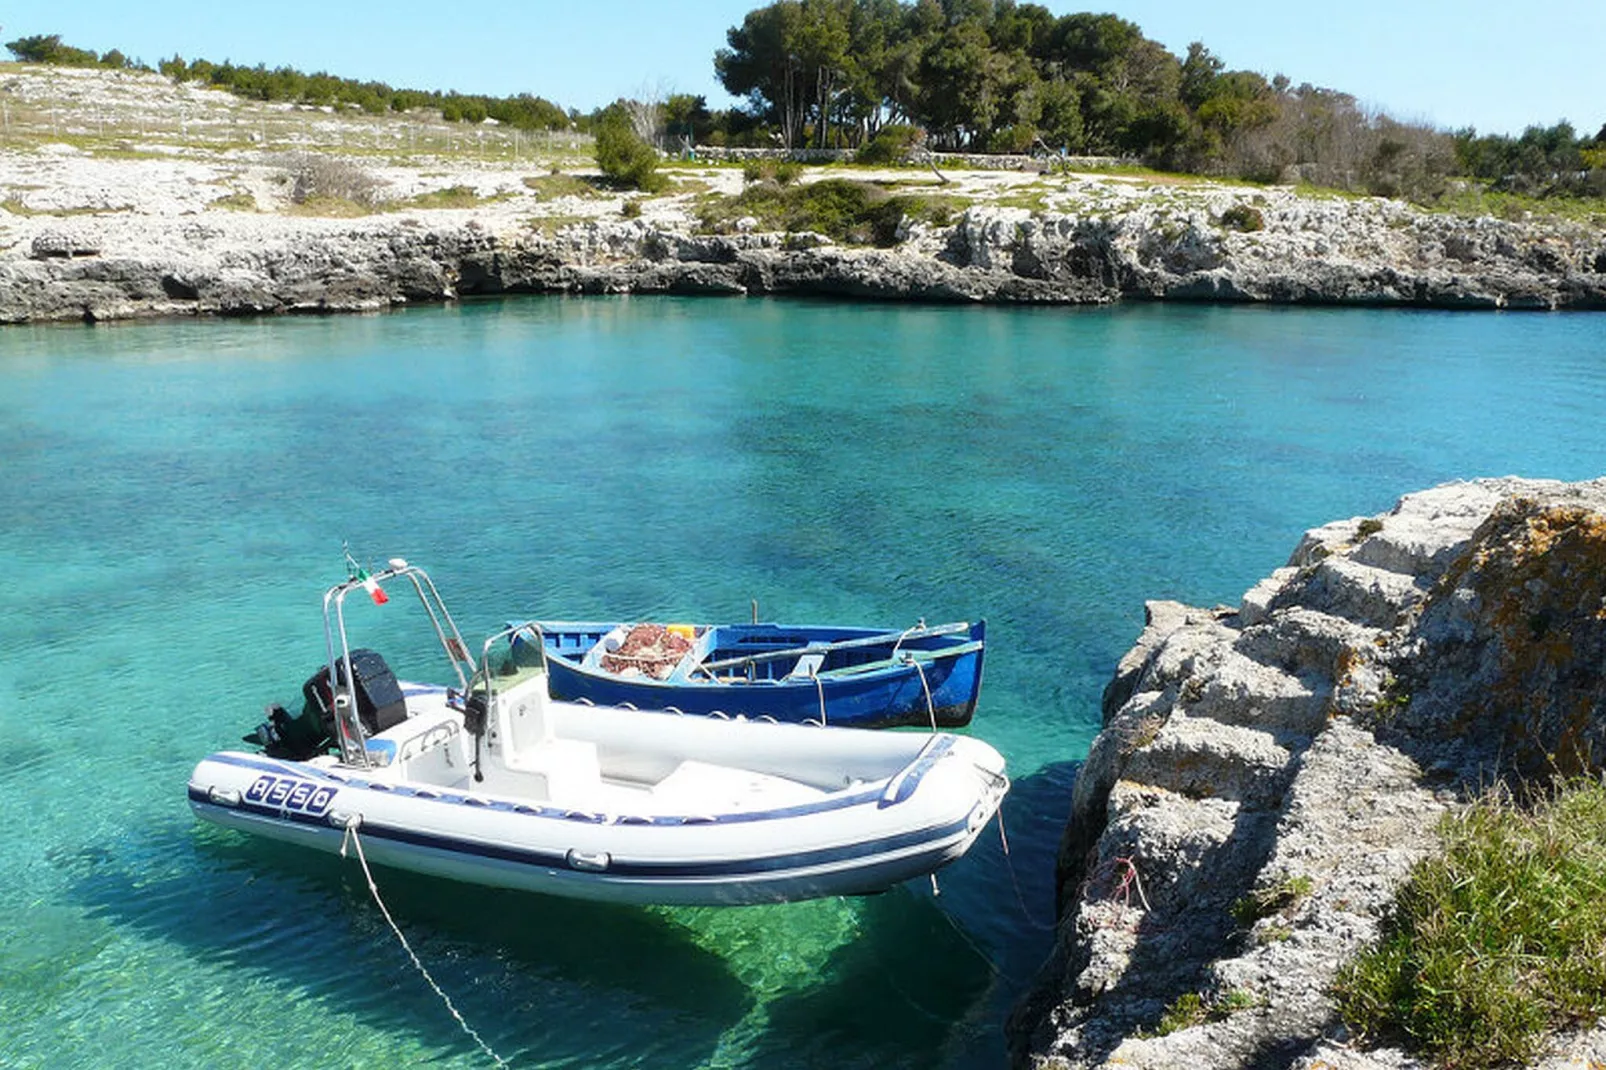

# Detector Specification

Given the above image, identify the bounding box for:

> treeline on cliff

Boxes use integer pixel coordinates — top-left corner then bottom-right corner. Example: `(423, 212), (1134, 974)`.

(2, 33), (573, 133)
(7, 18), (1605, 205)
(710, 0), (1606, 201)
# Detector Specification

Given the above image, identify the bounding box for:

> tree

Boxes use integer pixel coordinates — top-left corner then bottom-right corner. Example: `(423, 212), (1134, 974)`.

(7, 33), (100, 66)
(717, 2), (808, 146)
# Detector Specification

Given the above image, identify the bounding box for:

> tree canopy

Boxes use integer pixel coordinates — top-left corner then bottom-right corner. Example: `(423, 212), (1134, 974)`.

(713, 1), (1257, 157)
(711, 0), (1605, 200)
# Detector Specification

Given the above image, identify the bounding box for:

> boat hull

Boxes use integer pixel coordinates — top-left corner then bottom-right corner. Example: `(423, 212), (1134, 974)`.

(526, 621), (986, 729)
(188, 731), (1007, 906)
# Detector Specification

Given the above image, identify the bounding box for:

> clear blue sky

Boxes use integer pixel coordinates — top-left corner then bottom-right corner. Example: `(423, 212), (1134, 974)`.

(6, 1), (1601, 137)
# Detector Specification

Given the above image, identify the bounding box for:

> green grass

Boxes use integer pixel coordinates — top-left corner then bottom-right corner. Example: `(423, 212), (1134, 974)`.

(0, 197), (131, 216)
(1333, 778), (1606, 1068)
(1231, 875), (1314, 926)
(207, 192), (256, 212)
(1153, 989), (1261, 1036)
(1429, 185), (1606, 226)
(391, 185), (513, 210)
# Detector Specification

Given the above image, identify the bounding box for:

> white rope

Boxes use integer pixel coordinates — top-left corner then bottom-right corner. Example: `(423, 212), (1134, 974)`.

(813, 672), (827, 725)
(908, 657), (937, 731)
(341, 821), (511, 1068)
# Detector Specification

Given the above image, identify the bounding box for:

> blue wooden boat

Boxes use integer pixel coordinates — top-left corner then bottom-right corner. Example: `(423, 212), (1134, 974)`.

(507, 619), (986, 729)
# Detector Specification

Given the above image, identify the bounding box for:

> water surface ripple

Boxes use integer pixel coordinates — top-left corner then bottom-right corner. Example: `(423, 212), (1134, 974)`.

(2, 298), (1603, 1067)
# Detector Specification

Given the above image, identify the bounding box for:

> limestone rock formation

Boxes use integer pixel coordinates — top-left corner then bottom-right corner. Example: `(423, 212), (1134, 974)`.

(1009, 477), (1606, 1070)
(2, 168), (1604, 323)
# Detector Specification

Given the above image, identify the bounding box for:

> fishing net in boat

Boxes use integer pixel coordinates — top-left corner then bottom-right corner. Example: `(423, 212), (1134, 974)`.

(600, 623), (692, 680)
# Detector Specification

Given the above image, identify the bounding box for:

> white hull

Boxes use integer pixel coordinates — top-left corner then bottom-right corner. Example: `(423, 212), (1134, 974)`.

(190, 677), (1008, 906)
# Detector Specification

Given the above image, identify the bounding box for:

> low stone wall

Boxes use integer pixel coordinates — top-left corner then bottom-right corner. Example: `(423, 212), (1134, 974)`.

(688, 145), (1132, 172)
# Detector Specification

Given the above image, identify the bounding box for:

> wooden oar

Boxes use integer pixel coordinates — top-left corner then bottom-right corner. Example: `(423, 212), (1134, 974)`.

(696, 621), (973, 674)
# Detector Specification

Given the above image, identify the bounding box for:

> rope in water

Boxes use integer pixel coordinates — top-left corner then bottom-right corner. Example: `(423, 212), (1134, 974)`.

(340, 820), (510, 1068)
(995, 808), (1057, 932)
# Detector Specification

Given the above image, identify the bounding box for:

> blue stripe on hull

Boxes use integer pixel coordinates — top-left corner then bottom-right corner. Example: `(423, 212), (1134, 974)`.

(189, 793), (975, 885)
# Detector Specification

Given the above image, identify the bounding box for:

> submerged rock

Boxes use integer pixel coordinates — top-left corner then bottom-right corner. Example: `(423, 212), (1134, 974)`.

(1009, 477), (1606, 1070)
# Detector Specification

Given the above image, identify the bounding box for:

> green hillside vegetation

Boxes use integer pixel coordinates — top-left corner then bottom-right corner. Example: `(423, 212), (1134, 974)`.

(7, 13), (1605, 212)
(711, 0), (1606, 204)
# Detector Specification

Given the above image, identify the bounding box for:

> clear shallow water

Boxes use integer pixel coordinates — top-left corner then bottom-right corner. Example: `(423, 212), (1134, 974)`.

(1, 298), (1603, 1068)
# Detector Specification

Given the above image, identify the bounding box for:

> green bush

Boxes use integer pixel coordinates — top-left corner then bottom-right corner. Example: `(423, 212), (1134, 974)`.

(1219, 203), (1265, 232)
(594, 118), (666, 193)
(856, 124), (924, 165)
(1334, 779), (1606, 1068)
(697, 178), (958, 246)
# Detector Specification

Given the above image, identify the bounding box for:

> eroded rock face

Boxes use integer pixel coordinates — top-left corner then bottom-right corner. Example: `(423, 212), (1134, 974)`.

(1009, 477), (1606, 1070)
(2, 190), (1603, 322)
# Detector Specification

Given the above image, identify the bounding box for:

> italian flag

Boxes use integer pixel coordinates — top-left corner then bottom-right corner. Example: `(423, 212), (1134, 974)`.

(358, 569), (389, 605)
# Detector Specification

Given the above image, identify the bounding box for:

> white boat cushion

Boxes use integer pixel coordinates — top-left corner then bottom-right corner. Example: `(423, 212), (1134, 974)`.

(651, 760), (825, 812)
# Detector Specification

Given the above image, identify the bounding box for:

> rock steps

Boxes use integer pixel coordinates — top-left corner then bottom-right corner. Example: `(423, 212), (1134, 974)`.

(1016, 480), (1602, 1070)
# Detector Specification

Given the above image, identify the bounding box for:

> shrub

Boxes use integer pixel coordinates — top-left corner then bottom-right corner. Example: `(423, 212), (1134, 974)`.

(856, 124), (924, 165)
(279, 152), (383, 208)
(772, 160), (803, 186)
(1333, 779), (1606, 1069)
(594, 115), (667, 193)
(1220, 203), (1264, 232)
(696, 178), (959, 246)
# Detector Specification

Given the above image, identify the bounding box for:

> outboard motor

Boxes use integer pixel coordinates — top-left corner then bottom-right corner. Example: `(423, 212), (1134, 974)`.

(246, 649), (407, 760)
(246, 700), (331, 761)
(302, 649), (408, 736)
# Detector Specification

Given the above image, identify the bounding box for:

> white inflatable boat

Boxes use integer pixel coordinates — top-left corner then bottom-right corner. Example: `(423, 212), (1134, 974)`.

(188, 559), (1009, 906)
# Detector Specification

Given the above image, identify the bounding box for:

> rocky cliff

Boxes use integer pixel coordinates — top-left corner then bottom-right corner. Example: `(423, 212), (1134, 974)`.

(6, 187), (1605, 323)
(1007, 478), (1606, 1070)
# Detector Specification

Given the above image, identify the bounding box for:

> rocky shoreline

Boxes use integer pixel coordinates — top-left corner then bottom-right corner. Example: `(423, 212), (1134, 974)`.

(1, 62), (1603, 322)
(1007, 478), (1606, 1070)
(6, 185), (1606, 323)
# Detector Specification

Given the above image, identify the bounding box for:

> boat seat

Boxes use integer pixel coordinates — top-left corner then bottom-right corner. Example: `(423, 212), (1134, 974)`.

(785, 653), (826, 680)
(506, 738), (602, 801)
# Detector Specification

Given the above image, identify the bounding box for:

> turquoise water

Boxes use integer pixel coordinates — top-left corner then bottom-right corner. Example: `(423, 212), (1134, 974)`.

(1, 298), (1603, 1068)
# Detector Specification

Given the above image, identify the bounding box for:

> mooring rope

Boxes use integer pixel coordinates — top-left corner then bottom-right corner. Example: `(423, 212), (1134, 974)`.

(340, 821), (510, 1068)
(907, 656), (937, 732)
(995, 808), (1057, 932)
(813, 671), (827, 725)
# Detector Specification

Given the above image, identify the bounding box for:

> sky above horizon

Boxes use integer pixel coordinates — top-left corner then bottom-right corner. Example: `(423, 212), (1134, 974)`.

(4, 1), (1600, 138)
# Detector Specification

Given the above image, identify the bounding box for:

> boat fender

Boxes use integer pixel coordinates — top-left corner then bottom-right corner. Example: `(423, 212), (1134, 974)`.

(565, 848), (610, 872)
(207, 786), (242, 807)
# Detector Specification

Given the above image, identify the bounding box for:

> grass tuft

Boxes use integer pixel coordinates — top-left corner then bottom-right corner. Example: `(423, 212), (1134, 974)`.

(1231, 875), (1314, 926)
(1333, 778), (1606, 1069)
